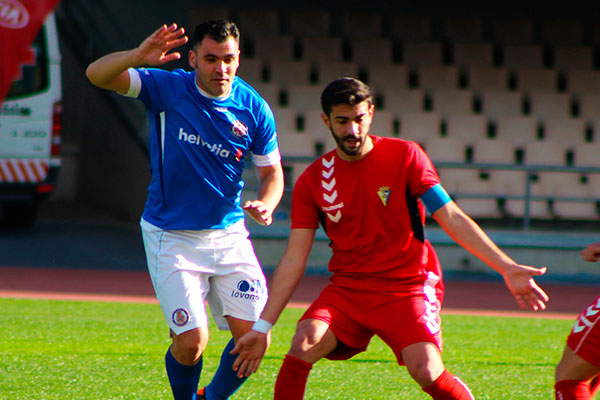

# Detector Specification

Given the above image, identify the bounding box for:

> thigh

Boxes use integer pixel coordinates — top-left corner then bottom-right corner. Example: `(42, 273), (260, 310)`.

(566, 295), (600, 368)
(141, 220), (211, 335)
(374, 293), (442, 365)
(556, 345), (600, 381)
(300, 284), (374, 360)
(208, 232), (268, 331)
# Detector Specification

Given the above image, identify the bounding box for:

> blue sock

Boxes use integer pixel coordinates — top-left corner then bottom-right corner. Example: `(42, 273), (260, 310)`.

(205, 339), (247, 400)
(165, 348), (203, 400)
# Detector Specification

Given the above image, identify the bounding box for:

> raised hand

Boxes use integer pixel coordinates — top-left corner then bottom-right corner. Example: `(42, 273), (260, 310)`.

(135, 23), (188, 66)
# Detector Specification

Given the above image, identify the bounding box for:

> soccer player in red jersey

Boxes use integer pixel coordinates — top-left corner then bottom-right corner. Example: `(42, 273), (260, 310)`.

(231, 78), (549, 399)
(555, 242), (600, 400)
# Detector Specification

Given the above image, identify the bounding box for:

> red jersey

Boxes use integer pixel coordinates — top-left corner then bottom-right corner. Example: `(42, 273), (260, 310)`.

(291, 136), (441, 291)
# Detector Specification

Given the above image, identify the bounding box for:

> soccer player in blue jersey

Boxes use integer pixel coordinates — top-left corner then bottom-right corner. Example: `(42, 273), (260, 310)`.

(86, 20), (284, 400)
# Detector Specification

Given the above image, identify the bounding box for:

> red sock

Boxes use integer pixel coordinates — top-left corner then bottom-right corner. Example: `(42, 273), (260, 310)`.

(274, 354), (313, 400)
(423, 370), (475, 400)
(555, 379), (592, 400)
(589, 376), (600, 397)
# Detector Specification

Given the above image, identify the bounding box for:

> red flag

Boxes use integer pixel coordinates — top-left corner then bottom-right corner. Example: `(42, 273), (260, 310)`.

(0, 0), (61, 103)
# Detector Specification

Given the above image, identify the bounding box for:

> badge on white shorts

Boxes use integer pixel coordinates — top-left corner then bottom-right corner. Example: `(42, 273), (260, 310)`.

(172, 308), (190, 327)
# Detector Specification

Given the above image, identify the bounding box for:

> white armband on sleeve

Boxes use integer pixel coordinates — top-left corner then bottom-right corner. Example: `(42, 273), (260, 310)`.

(121, 68), (141, 98)
(252, 148), (281, 167)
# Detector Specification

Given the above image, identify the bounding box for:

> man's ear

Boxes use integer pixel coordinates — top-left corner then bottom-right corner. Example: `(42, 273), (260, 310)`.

(320, 113), (330, 129)
(188, 49), (196, 69)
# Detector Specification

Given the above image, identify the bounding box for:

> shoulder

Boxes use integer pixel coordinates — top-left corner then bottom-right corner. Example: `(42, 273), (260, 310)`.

(373, 136), (424, 157)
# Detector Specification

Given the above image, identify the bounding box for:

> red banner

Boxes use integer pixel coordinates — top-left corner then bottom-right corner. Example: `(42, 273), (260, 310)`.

(0, 0), (61, 103)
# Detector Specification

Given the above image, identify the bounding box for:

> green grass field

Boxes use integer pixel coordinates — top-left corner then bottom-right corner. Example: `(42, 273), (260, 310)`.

(0, 297), (574, 399)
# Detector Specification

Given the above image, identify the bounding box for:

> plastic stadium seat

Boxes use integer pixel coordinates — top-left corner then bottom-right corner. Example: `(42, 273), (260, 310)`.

(541, 20), (584, 46)
(271, 107), (299, 136)
(304, 109), (329, 144)
(417, 66), (460, 92)
(452, 43), (494, 68)
(552, 183), (597, 220)
(488, 169), (527, 194)
(454, 180), (503, 219)
(573, 143), (600, 166)
(289, 9), (331, 37)
(253, 35), (295, 62)
(398, 113), (441, 144)
(188, 7), (230, 28)
(542, 117), (587, 149)
(467, 67), (510, 93)
(492, 18), (534, 45)
(446, 115), (488, 145)
(237, 58), (263, 86)
(382, 88), (425, 116)
(495, 116), (539, 146)
(578, 94), (600, 122)
(567, 70), (600, 99)
(390, 15), (432, 43)
(238, 9), (280, 39)
(431, 89), (474, 118)
(502, 44), (544, 70)
(504, 180), (553, 219)
(529, 92), (572, 121)
(424, 137), (467, 162)
(523, 141), (567, 166)
(481, 91), (524, 121)
(351, 38), (394, 67)
(301, 36), (343, 64)
(472, 139), (516, 164)
(340, 11), (383, 40)
(437, 168), (480, 194)
(553, 46), (594, 72)
(367, 64), (410, 93)
(253, 83), (281, 108)
(370, 110), (396, 138)
(316, 62), (360, 85)
(286, 84), (323, 115)
(269, 60), (312, 89)
(402, 42), (444, 67)
(515, 69), (558, 94)
(277, 132), (316, 158)
(442, 16), (485, 43)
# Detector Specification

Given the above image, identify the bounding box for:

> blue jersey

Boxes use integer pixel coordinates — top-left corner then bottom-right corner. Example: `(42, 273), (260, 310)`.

(127, 68), (279, 230)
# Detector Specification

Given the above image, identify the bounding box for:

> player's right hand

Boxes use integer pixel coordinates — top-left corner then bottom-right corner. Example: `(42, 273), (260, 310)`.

(230, 330), (271, 378)
(135, 23), (188, 66)
(581, 242), (600, 262)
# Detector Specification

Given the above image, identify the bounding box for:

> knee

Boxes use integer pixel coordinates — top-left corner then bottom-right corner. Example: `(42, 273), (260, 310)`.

(407, 363), (443, 387)
(288, 331), (313, 357)
(171, 329), (208, 365)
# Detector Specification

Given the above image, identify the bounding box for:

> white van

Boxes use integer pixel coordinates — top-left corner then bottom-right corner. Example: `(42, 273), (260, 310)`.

(0, 13), (62, 226)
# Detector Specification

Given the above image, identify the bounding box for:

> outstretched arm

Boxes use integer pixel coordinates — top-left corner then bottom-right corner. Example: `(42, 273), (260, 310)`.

(85, 23), (188, 94)
(432, 201), (549, 311)
(243, 163), (284, 226)
(231, 228), (315, 377)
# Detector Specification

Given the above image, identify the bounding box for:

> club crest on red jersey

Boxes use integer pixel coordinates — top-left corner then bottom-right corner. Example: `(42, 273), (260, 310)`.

(377, 186), (391, 206)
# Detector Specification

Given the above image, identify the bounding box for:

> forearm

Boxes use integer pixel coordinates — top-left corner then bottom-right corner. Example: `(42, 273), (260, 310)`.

(259, 256), (305, 325)
(256, 164), (284, 214)
(434, 204), (515, 274)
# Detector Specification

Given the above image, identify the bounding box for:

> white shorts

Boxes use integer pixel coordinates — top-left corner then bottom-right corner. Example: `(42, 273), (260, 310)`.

(141, 219), (268, 335)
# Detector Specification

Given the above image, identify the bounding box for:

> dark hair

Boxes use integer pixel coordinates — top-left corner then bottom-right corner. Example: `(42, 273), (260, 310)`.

(192, 20), (239, 47)
(320, 77), (374, 115)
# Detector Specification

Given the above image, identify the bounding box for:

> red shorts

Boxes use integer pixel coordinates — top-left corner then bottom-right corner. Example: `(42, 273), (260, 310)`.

(566, 295), (600, 367)
(300, 277), (443, 364)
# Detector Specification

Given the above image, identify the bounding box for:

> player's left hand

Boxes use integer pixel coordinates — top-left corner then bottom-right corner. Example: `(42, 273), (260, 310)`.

(243, 200), (273, 226)
(231, 330), (271, 378)
(502, 264), (549, 311)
